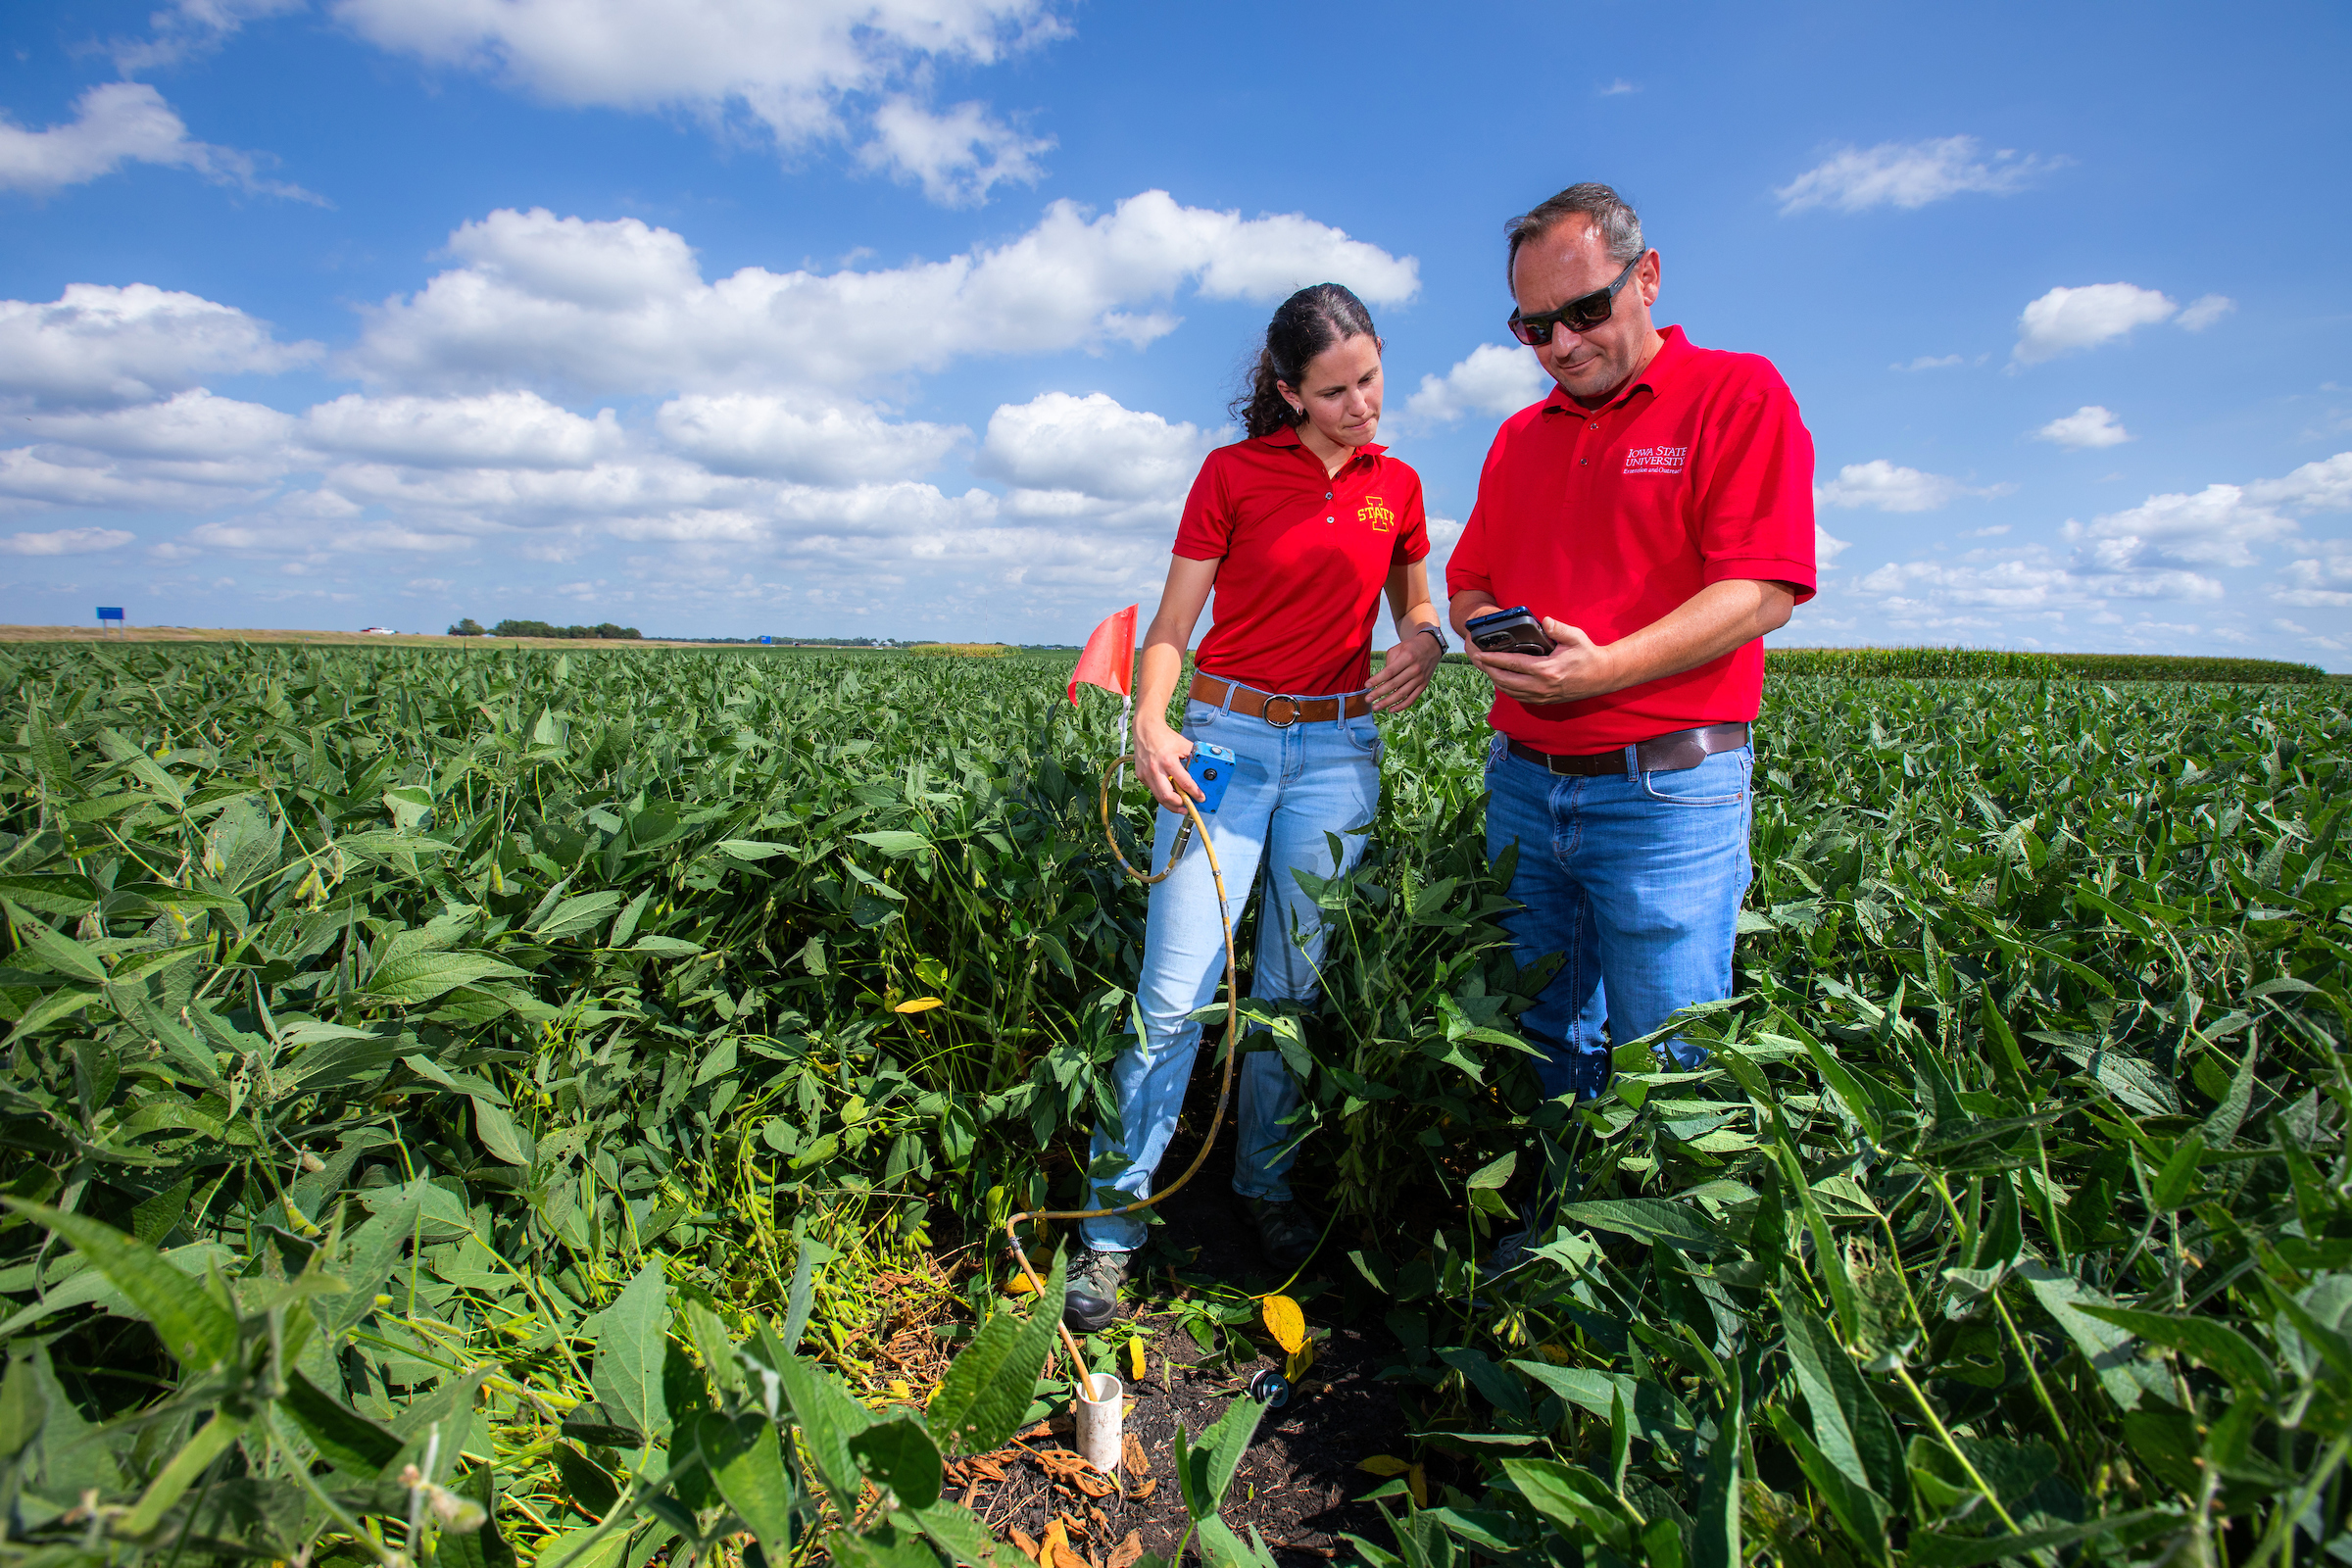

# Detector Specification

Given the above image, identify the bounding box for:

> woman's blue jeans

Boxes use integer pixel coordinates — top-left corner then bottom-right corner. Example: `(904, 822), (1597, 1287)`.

(1079, 696), (1381, 1253)
(1484, 737), (1754, 1102)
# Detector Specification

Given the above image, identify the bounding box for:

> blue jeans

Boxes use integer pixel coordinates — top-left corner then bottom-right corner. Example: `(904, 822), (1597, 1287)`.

(1080, 696), (1382, 1253)
(1484, 737), (1754, 1102)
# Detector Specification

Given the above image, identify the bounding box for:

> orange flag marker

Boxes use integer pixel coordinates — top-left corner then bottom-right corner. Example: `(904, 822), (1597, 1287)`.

(1067, 605), (1138, 705)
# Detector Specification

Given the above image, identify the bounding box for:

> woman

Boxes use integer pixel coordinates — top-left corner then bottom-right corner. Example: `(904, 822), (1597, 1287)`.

(1067, 283), (1449, 1331)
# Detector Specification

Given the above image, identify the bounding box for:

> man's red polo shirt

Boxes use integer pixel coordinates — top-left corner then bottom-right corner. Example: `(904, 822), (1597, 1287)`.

(1446, 325), (1816, 753)
(1174, 428), (1429, 696)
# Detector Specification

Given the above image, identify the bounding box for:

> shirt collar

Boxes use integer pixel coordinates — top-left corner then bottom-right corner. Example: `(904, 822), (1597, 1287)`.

(1542, 323), (1689, 416)
(1258, 426), (1388, 463)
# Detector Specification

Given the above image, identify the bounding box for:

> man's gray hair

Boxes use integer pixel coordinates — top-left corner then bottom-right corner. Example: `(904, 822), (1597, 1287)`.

(1504, 183), (1644, 284)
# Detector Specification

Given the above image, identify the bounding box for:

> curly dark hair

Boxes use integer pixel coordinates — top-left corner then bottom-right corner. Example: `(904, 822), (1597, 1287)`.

(1229, 283), (1379, 440)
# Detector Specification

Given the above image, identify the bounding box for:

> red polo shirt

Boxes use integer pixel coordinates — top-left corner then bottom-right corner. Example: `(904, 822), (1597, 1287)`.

(1173, 428), (1429, 696)
(1446, 325), (1816, 753)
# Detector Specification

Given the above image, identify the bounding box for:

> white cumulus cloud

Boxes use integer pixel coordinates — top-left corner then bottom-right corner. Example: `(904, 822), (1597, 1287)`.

(0, 81), (316, 200)
(1856, 548), (2224, 616)
(1403, 344), (1551, 425)
(978, 391), (1214, 518)
(2069, 485), (2295, 570)
(858, 97), (1052, 208)
(0, 526), (136, 556)
(2012, 283), (2176, 365)
(16, 388), (296, 460)
(0, 283), (318, 409)
(1776, 135), (2062, 214)
(305, 390), (622, 469)
(2275, 541), (2352, 609)
(350, 195), (1418, 396)
(1816, 460), (1968, 513)
(2034, 405), (2131, 449)
(328, 0), (1064, 199)
(656, 393), (966, 483)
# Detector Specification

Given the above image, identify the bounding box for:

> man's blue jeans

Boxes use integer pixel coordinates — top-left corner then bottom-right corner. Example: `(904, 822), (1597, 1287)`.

(1485, 737), (1754, 1102)
(1079, 696), (1381, 1253)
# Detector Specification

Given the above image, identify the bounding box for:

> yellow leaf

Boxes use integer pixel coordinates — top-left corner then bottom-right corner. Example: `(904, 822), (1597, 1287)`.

(1004, 1271), (1039, 1296)
(1407, 1464), (1428, 1508)
(1126, 1338), (1147, 1383)
(887, 1379), (912, 1400)
(1259, 1294), (1306, 1354)
(1536, 1343), (1570, 1364)
(893, 997), (946, 1013)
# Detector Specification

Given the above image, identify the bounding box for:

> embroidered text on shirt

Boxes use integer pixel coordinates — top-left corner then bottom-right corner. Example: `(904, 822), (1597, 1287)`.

(1622, 446), (1689, 475)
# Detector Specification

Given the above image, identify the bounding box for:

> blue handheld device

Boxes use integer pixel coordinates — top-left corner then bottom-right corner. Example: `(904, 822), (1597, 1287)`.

(1183, 742), (1237, 812)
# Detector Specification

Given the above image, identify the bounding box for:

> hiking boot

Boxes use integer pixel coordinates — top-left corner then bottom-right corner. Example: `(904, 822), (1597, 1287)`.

(1242, 1196), (1320, 1273)
(1063, 1248), (1128, 1331)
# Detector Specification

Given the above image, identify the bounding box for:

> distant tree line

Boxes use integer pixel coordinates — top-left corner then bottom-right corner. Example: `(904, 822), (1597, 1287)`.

(446, 617), (643, 640)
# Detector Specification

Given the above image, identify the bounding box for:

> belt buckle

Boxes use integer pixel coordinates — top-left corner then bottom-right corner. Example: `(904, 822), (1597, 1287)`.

(1260, 694), (1301, 728)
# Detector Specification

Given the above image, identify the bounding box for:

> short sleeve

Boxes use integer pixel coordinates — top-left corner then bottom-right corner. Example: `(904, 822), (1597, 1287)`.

(1392, 465), (1430, 564)
(1695, 377), (1817, 603)
(1445, 429), (1512, 600)
(1170, 451), (1231, 562)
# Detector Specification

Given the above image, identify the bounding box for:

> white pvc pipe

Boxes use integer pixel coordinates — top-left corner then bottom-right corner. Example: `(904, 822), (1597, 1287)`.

(1073, 1371), (1123, 1474)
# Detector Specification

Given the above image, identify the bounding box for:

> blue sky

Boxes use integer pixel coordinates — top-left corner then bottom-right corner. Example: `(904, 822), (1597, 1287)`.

(3, 0), (2348, 664)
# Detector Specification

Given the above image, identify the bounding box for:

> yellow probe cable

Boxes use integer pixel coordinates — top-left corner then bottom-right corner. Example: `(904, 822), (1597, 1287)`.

(1003, 757), (1243, 1378)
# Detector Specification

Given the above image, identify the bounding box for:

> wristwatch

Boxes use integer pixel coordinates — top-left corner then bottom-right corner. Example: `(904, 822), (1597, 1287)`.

(1415, 622), (1450, 655)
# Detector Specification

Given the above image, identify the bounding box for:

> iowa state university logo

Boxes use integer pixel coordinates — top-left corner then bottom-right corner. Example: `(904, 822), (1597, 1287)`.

(1623, 446), (1689, 475)
(1357, 496), (1396, 532)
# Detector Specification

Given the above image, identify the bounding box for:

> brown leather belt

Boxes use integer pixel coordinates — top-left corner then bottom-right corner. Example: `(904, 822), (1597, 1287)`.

(1190, 673), (1373, 726)
(1506, 721), (1749, 776)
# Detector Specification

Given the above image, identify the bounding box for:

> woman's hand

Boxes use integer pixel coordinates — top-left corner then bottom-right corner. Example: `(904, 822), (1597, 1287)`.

(1133, 717), (1201, 811)
(1367, 627), (1443, 711)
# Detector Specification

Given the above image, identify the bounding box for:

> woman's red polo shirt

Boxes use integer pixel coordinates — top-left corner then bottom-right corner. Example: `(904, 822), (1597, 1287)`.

(1172, 428), (1429, 697)
(1446, 325), (1817, 753)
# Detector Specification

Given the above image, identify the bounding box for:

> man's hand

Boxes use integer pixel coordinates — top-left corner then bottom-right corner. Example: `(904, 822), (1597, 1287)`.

(1133, 718), (1200, 811)
(1465, 616), (1620, 707)
(1366, 627), (1443, 711)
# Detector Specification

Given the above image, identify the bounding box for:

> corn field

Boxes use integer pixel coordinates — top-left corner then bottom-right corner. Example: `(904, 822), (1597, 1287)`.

(0, 642), (2344, 1568)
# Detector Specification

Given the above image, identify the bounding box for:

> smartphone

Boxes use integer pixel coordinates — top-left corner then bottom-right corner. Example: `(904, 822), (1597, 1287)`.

(1465, 605), (1555, 657)
(1182, 742), (1237, 812)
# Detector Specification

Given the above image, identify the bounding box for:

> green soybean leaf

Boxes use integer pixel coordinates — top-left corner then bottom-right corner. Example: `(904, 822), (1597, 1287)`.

(776, 1352), (879, 1508)
(926, 1252), (1065, 1456)
(2072, 1303), (2273, 1393)
(1908, 1510), (2172, 1568)
(851, 1414), (945, 1509)
(1494, 1458), (1636, 1556)
(915, 1497), (1015, 1567)
(1186, 1393), (1267, 1517)
(590, 1257), (671, 1446)
(1556, 1199), (1726, 1254)
(2017, 1260), (2168, 1411)
(282, 1366), (403, 1477)
(2, 1200), (236, 1370)
(120, 1413), (244, 1536)
(1780, 1298), (1909, 1510)
(1762, 1407), (1889, 1568)
(0, 1351), (48, 1461)
(363, 951), (526, 1005)
(533, 890), (621, 942)
(851, 830), (934, 858)
(697, 1410), (795, 1555)
(1691, 1362), (1744, 1568)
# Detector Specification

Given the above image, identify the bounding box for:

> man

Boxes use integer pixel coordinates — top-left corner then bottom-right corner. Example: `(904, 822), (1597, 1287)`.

(1446, 182), (1816, 1112)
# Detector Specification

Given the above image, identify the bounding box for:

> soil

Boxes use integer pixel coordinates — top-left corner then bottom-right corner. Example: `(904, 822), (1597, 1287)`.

(947, 1057), (1429, 1568)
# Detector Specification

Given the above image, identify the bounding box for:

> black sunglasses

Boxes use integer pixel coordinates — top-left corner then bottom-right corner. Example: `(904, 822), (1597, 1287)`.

(1506, 254), (1644, 345)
